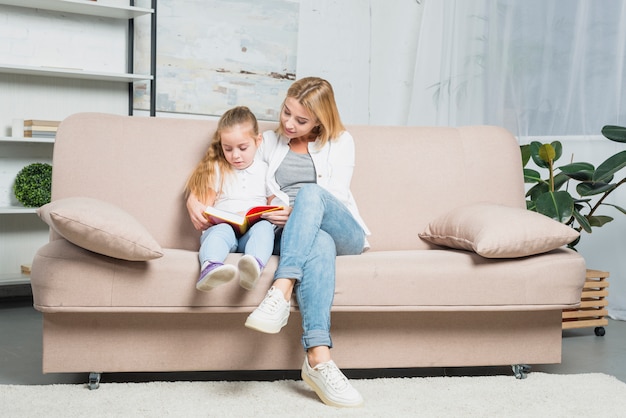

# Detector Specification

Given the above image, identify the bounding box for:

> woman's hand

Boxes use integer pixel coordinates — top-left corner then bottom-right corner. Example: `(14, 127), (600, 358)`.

(186, 194), (211, 231)
(261, 206), (292, 226)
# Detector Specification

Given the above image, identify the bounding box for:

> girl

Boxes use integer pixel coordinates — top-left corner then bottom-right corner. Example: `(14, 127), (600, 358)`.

(185, 106), (274, 291)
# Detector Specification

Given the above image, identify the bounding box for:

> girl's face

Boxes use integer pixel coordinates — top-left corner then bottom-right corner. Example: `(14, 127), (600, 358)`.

(280, 97), (318, 140)
(220, 124), (261, 170)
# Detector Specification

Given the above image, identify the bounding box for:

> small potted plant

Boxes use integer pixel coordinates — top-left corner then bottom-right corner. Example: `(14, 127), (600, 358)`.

(13, 162), (52, 207)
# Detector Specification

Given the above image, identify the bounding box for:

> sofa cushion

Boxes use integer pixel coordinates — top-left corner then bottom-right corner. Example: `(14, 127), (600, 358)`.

(31, 240), (585, 312)
(37, 197), (163, 261)
(418, 202), (579, 258)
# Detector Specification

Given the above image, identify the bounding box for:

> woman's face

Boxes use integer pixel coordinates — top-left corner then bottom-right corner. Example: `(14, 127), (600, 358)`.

(280, 97), (318, 140)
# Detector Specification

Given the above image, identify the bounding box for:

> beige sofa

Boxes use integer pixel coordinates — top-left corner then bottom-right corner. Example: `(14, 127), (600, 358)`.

(30, 113), (586, 388)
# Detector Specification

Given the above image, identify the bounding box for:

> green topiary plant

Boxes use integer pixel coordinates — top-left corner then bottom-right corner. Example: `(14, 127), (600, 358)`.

(521, 125), (626, 249)
(13, 162), (52, 207)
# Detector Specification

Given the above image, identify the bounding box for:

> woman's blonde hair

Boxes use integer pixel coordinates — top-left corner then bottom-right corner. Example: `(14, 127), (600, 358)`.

(278, 77), (345, 148)
(185, 106), (259, 203)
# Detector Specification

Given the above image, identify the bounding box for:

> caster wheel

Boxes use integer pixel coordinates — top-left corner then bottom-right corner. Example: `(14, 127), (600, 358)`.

(512, 364), (531, 379)
(594, 326), (606, 336)
(88, 372), (101, 390)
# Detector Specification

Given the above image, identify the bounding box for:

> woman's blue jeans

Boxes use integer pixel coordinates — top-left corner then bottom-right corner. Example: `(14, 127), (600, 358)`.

(199, 220), (274, 266)
(274, 184), (365, 350)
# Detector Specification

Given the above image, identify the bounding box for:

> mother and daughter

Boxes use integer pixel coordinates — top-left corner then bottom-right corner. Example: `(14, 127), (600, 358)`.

(185, 77), (370, 408)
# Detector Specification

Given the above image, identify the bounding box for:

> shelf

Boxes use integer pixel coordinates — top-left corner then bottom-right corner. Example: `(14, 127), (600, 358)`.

(0, 63), (152, 82)
(0, 273), (31, 286)
(0, 206), (39, 214)
(0, 136), (55, 144)
(0, 0), (153, 19)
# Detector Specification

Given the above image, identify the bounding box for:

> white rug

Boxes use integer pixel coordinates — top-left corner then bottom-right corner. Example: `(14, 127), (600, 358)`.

(3, 373), (626, 417)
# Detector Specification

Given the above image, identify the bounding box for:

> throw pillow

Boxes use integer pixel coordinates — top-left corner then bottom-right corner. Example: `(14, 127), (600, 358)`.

(419, 202), (580, 258)
(37, 197), (163, 261)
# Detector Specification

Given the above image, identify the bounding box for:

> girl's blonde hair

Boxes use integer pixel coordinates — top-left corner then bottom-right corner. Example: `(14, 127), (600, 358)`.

(277, 77), (345, 148)
(185, 106), (259, 203)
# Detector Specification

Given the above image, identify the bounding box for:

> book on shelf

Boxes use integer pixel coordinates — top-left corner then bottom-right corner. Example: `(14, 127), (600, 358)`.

(203, 205), (283, 235)
(24, 125), (57, 132)
(24, 120), (60, 127)
(21, 120), (59, 138)
(23, 131), (56, 138)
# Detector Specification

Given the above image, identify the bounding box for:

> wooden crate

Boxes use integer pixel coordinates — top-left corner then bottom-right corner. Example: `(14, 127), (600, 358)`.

(562, 269), (609, 334)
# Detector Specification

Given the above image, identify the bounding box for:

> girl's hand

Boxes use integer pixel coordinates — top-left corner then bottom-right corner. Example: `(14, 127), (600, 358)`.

(186, 194), (211, 231)
(261, 206), (292, 226)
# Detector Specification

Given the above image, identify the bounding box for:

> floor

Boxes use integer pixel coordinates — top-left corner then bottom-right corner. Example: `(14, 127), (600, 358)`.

(1, 293), (626, 386)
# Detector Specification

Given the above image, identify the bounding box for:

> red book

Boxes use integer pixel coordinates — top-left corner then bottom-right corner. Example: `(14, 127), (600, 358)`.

(203, 205), (283, 235)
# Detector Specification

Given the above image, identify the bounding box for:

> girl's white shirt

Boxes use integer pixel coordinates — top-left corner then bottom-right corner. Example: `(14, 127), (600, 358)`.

(212, 159), (270, 213)
(258, 129), (371, 237)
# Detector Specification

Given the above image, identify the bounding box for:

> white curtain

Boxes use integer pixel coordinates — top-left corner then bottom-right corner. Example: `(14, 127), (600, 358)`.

(407, 0), (626, 137)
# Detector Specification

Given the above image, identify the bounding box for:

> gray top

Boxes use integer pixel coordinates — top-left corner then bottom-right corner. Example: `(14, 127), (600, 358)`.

(274, 150), (316, 205)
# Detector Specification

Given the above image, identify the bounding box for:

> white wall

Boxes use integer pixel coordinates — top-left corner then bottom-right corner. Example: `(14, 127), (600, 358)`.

(296, 0), (424, 125)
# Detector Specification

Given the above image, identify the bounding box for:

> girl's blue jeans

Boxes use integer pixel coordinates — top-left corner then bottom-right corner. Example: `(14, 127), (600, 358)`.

(199, 220), (275, 267)
(274, 184), (365, 351)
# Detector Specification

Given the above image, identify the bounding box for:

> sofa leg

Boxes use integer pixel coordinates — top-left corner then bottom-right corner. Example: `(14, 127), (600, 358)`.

(88, 372), (101, 390)
(512, 364), (531, 379)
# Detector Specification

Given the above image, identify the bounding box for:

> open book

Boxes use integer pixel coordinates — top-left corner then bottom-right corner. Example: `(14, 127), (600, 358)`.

(203, 205), (283, 235)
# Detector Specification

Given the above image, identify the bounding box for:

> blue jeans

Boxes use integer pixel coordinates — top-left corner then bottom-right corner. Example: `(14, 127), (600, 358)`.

(199, 220), (275, 267)
(274, 184), (365, 350)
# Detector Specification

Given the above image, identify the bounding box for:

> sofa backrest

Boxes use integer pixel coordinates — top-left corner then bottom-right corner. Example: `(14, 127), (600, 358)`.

(349, 125), (526, 251)
(51, 113), (525, 252)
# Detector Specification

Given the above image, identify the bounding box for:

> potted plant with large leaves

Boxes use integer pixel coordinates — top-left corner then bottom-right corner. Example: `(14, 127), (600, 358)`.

(521, 125), (626, 336)
(521, 125), (626, 249)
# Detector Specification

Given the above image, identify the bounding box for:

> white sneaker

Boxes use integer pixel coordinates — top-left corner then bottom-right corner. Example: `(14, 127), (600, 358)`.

(301, 357), (364, 408)
(244, 286), (290, 333)
(238, 255), (262, 290)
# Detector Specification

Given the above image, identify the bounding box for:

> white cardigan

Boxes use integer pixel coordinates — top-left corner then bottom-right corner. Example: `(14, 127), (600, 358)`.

(259, 129), (371, 237)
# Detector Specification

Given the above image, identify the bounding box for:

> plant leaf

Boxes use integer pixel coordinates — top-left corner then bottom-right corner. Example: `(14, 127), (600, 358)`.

(551, 141), (563, 161)
(526, 182), (549, 200)
(573, 209), (592, 233)
(553, 172), (571, 191)
(558, 162), (595, 181)
(523, 168), (542, 183)
(573, 198), (592, 212)
(601, 202), (626, 215)
(530, 142), (549, 169)
(567, 235), (581, 250)
(535, 190), (574, 222)
(593, 150), (626, 182)
(577, 181), (616, 196)
(588, 215), (613, 227)
(520, 145), (531, 167)
(601, 125), (626, 143)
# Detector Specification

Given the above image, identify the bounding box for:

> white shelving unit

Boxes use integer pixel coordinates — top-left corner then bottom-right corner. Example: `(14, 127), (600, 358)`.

(0, 0), (156, 287)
